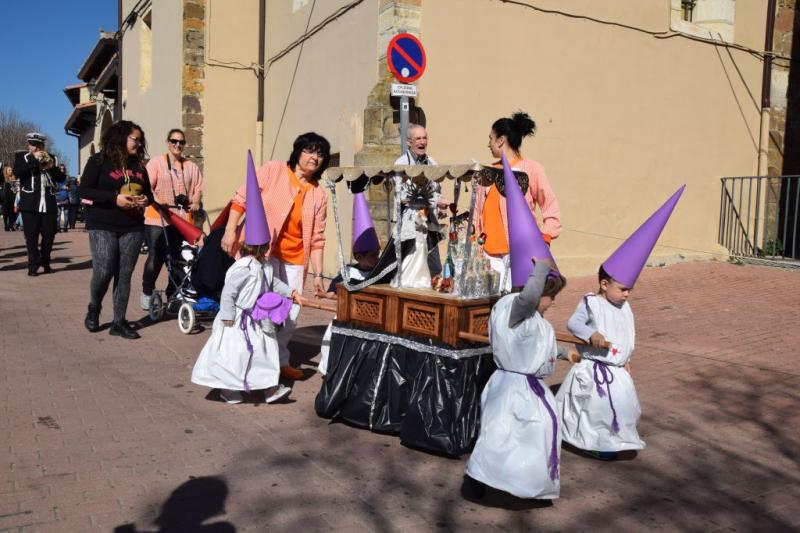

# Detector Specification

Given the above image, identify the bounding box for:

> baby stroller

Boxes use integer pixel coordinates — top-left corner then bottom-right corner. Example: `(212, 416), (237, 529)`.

(148, 203), (234, 334)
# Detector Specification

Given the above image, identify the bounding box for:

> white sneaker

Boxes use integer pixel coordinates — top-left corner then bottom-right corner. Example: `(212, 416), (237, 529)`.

(140, 292), (152, 311)
(219, 389), (243, 404)
(265, 384), (291, 404)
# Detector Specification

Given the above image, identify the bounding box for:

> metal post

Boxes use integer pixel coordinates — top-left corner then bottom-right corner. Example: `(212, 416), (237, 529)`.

(399, 96), (409, 157)
(754, 177), (762, 256)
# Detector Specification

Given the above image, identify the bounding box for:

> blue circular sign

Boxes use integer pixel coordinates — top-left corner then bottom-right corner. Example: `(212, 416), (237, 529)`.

(387, 33), (427, 83)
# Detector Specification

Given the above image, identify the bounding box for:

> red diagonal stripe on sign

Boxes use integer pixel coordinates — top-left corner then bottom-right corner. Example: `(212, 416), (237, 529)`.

(391, 41), (422, 72)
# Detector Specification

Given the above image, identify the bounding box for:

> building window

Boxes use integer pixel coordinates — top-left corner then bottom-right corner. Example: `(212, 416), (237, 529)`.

(670, 0), (735, 43)
(139, 9), (153, 91)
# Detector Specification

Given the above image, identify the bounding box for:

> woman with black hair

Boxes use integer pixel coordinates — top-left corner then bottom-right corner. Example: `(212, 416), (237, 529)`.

(79, 120), (154, 339)
(475, 111), (562, 291)
(220, 132), (331, 379)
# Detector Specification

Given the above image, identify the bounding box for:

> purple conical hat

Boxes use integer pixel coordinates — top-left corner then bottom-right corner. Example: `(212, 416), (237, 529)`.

(602, 185), (685, 287)
(352, 192), (379, 254)
(502, 152), (557, 287)
(244, 150), (270, 246)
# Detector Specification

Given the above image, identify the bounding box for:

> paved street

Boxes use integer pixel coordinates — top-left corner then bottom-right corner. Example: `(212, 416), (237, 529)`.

(1, 227), (799, 532)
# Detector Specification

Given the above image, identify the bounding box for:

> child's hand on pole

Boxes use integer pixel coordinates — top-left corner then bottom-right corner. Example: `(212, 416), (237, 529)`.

(567, 349), (581, 364)
(589, 332), (607, 348)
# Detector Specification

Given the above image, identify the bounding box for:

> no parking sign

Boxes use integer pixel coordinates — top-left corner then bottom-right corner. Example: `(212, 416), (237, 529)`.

(387, 33), (426, 83)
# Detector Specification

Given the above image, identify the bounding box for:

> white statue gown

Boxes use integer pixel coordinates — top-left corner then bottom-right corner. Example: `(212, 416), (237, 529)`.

(465, 294), (561, 499)
(555, 294), (645, 452)
(191, 257), (292, 392)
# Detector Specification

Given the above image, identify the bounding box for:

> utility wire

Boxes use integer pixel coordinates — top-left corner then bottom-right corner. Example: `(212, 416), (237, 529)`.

(497, 0), (792, 62)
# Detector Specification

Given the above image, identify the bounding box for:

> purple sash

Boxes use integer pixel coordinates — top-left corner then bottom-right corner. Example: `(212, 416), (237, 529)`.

(592, 361), (620, 434)
(239, 309), (257, 392)
(499, 368), (560, 481)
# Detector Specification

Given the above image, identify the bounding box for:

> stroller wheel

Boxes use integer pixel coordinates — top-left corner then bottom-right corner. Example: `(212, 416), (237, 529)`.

(149, 292), (164, 322)
(178, 303), (195, 334)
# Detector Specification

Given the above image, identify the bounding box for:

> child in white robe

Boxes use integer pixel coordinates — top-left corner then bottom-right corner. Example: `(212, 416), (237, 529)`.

(191, 242), (300, 404)
(465, 258), (572, 500)
(318, 247), (380, 375)
(555, 265), (645, 458)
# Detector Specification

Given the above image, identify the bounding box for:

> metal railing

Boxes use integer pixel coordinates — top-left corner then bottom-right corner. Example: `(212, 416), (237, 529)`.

(719, 176), (800, 261)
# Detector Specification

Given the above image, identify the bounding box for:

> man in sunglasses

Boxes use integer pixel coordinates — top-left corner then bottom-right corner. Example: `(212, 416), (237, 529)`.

(140, 128), (204, 310)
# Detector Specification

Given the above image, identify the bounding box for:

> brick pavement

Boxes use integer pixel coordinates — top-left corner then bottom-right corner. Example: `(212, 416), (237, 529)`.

(1, 227), (799, 532)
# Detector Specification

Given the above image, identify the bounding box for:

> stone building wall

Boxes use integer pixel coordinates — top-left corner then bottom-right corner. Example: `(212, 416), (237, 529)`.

(182, 0), (206, 171)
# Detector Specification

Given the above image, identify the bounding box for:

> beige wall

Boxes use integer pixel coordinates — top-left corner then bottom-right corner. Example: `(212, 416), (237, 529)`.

(417, 0), (767, 276)
(202, 0), (260, 217)
(260, 0), (379, 273)
(121, 0), (182, 154)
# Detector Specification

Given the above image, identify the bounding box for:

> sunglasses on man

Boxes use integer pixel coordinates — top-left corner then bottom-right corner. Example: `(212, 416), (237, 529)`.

(168, 138), (187, 146)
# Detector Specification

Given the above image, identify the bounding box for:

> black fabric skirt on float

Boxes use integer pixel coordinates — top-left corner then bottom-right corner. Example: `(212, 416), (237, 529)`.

(314, 320), (496, 457)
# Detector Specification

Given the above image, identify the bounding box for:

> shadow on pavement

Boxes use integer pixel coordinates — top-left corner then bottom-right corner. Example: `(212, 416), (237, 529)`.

(288, 325), (326, 371)
(114, 476), (235, 533)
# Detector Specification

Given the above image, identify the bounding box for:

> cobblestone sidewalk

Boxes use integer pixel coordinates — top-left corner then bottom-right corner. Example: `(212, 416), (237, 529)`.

(1, 228), (798, 532)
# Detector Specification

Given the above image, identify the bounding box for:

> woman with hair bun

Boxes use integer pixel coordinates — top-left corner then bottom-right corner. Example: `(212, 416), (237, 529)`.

(475, 111), (562, 291)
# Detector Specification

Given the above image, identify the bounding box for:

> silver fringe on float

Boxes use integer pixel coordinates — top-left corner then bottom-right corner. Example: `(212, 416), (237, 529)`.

(390, 174), (404, 288)
(324, 178), (350, 284)
(330, 324), (492, 359)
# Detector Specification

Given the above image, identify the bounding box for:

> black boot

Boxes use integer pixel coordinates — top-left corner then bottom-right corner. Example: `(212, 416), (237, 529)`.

(109, 321), (140, 339)
(84, 304), (101, 332)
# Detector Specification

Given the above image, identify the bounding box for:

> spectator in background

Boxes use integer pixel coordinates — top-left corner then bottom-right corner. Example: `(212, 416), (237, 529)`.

(79, 120), (153, 339)
(2, 165), (16, 231)
(67, 173), (80, 229)
(55, 164), (70, 232)
(140, 128), (204, 310)
(13, 133), (64, 275)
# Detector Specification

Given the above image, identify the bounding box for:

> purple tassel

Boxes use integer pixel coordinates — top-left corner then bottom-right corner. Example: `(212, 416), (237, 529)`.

(593, 362), (619, 434)
(526, 376), (560, 481)
(239, 309), (257, 393)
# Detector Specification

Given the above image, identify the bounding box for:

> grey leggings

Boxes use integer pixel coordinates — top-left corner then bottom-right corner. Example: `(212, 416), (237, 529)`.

(88, 229), (143, 323)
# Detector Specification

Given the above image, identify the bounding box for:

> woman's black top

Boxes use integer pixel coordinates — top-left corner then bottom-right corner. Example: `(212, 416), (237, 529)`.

(79, 153), (154, 232)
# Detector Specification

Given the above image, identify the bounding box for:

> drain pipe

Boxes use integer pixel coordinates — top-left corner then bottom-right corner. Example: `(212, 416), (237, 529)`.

(758, 0), (777, 176)
(255, 0), (266, 164)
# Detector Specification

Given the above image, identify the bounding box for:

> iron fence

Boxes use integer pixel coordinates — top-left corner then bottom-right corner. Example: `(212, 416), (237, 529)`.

(719, 176), (800, 261)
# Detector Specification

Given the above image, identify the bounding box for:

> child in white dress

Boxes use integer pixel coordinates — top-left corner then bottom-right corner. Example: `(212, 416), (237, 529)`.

(191, 241), (300, 403)
(465, 258), (573, 499)
(555, 185), (684, 458)
(555, 266), (644, 458)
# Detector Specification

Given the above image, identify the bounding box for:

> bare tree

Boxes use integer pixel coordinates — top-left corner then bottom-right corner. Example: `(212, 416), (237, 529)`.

(0, 107), (70, 171)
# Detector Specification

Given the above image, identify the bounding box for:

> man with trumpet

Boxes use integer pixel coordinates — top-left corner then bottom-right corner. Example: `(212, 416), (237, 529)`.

(13, 132), (64, 276)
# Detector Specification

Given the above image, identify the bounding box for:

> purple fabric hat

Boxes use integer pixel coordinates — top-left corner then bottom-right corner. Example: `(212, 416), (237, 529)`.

(244, 150), (270, 246)
(503, 153), (557, 287)
(251, 291), (293, 325)
(602, 185), (685, 287)
(352, 192), (380, 254)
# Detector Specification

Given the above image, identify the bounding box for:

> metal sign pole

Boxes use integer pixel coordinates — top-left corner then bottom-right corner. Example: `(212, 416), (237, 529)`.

(399, 95), (409, 157)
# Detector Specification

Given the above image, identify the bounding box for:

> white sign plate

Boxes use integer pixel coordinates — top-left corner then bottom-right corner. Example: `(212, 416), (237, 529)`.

(391, 83), (418, 97)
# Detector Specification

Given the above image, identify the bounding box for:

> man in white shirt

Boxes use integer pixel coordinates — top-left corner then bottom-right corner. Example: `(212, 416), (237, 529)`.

(394, 124), (445, 275)
(394, 124), (436, 166)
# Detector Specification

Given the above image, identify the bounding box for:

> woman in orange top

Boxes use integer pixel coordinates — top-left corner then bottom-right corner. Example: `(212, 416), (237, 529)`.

(475, 111), (562, 291)
(221, 132), (330, 380)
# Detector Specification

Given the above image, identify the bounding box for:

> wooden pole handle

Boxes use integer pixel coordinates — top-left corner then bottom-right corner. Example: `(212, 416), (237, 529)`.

(459, 330), (610, 349)
(302, 300), (337, 313)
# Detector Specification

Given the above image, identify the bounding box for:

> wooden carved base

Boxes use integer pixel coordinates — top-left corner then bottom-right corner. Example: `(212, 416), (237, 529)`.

(337, 284), (498, 347)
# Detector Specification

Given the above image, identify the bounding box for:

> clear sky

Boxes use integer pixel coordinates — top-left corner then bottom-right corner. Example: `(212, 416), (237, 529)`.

(0, 0), (117, 175)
